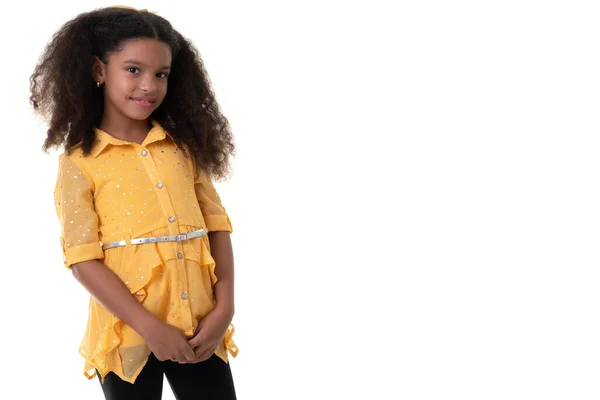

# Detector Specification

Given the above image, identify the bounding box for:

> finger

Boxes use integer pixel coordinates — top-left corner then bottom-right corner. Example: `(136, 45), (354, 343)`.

(193, 344), (207, 359)
(196, 350), (214, 363)
(183, 344), (195, 361)
(173, 352), (187, 363)
(196, 345), (217, 363)
(192, 352), (208, 363)
(180, 348), (202, 365)
(188, 332), (204, 349)
(175, 344), (198, 364)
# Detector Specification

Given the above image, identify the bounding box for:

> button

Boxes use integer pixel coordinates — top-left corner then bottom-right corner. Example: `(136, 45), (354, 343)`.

(177, 252), (184, 259)
(168, 216), (176, 223)
(157, 182), (164, 189)
(141, 150), (148, 156)
(181, 293), (188, 300)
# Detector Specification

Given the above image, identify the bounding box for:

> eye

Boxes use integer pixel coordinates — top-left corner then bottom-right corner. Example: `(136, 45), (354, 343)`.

(157, 72), (169, 79)
(127, 67), (140, 74)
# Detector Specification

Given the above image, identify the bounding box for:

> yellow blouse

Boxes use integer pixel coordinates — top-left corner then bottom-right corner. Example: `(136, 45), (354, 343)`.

(54, 120), (237, 384)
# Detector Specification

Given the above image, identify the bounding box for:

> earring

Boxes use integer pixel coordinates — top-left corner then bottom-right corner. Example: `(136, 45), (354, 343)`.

(97, 81), (101, 87)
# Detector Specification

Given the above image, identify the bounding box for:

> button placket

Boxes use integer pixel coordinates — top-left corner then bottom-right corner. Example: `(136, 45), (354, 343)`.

(137, 143), (192, 330)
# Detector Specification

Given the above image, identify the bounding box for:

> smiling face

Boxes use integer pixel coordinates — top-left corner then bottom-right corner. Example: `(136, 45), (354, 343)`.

(93, 38), (172, 123)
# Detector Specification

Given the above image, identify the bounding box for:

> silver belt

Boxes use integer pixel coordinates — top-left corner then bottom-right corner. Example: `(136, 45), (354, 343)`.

(102, 228), (208, 250)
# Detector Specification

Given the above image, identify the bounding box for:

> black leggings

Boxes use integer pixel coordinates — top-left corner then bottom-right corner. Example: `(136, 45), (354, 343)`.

(98, 353), (236, 400)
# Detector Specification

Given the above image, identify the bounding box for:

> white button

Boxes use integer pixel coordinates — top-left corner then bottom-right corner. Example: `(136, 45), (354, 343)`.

(181, 293), (188, 300)
(141, 150), (148, 156)
(168, 216), (176, 223)
(177, 252), (183, 259)
(157, 182), (164, 189)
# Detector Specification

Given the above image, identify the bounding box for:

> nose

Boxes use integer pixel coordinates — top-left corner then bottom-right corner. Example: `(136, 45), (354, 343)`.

(139, 74), (157, 93)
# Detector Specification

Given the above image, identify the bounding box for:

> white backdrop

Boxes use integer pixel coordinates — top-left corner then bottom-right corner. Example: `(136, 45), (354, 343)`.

(1, 1), (600, 399)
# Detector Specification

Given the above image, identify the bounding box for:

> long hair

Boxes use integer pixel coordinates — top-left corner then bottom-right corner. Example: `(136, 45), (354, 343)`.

(30, 7), (234, 179)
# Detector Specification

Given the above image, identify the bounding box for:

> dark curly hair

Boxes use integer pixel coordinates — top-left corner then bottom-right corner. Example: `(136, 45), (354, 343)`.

(29, 7), (234, 180)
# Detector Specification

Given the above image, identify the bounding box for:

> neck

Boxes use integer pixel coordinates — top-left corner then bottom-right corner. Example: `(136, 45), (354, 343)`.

(98, 113), (152, 145)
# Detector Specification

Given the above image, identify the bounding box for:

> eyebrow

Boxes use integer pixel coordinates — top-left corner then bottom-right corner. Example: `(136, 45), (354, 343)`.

(123, 60), (171, 70)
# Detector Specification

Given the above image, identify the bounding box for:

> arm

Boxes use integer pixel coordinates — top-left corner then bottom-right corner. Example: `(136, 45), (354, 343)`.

(187, 168), (235, 360)
(54, 156), (155, 334)
(209, 231), (235, 319)
(186, 231), (235, 361)
(71, 260), (158, 336)
(193, 166), (235, 317)
(71, 259), (194, 363)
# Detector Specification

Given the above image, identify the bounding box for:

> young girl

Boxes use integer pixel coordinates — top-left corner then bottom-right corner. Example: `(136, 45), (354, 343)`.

(29, 6), (238, 399)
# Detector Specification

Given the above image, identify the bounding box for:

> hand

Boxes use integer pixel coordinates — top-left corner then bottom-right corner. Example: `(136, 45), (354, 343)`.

(184, 306), (233, 363)
(140, 317), (195, 363)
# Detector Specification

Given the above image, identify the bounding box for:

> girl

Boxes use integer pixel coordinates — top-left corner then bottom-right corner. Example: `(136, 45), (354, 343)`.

(29, 6), (238, 400)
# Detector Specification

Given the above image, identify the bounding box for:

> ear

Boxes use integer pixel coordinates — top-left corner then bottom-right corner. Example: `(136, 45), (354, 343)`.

(92, 56), (107, 84)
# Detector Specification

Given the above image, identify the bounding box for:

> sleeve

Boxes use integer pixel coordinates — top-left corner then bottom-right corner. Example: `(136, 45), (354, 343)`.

(194, 167), (233, 233)
(54, 155), (104, 269)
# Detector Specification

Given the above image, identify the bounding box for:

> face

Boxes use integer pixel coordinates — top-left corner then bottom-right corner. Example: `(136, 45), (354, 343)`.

(93, 38), (172, 122)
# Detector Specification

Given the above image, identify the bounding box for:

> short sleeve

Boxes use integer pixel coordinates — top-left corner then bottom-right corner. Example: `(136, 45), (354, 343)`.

(194, 168), (233, 233)
(54, 155), (104, 268)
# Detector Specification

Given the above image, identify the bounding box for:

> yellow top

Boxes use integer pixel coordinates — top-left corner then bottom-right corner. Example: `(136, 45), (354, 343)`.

(54, 120), (237, 383)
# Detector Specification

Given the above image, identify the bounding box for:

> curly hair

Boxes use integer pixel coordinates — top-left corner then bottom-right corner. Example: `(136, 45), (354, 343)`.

(29, 7), (234, 180)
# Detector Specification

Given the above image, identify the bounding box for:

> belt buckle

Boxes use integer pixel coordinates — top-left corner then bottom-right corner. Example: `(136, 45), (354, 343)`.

(176, 233), (188, 242)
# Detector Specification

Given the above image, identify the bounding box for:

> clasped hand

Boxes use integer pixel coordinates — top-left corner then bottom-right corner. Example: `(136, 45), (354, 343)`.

(143, 307), (232, 364)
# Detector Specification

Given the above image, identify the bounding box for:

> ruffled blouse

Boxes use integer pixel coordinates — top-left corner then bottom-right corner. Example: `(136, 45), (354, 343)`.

(53, 121), (238, 383)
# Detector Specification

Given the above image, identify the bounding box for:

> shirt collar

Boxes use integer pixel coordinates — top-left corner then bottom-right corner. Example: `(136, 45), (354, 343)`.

(90, 120), (172, 158)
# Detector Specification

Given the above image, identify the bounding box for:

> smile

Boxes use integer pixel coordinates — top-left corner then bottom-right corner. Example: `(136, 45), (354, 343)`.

(131, 98), (155, 108)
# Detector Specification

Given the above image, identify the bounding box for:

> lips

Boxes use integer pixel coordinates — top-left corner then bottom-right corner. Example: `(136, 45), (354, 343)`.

(131, 97), (155, 108)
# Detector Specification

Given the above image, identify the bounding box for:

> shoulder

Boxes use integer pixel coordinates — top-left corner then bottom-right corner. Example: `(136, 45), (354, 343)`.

(56, 144), (96, 183)
(65, 141), (84, 156)
(57, 145), (81, 170)
(60, 141), (99, 166)
(56, 142), (83, 162)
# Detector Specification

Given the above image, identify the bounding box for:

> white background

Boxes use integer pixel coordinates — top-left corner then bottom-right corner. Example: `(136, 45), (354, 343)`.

(1, 0), (599, 398)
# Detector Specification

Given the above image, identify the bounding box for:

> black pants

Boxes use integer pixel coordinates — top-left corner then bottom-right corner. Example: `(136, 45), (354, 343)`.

(98, 353), (237, 400)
